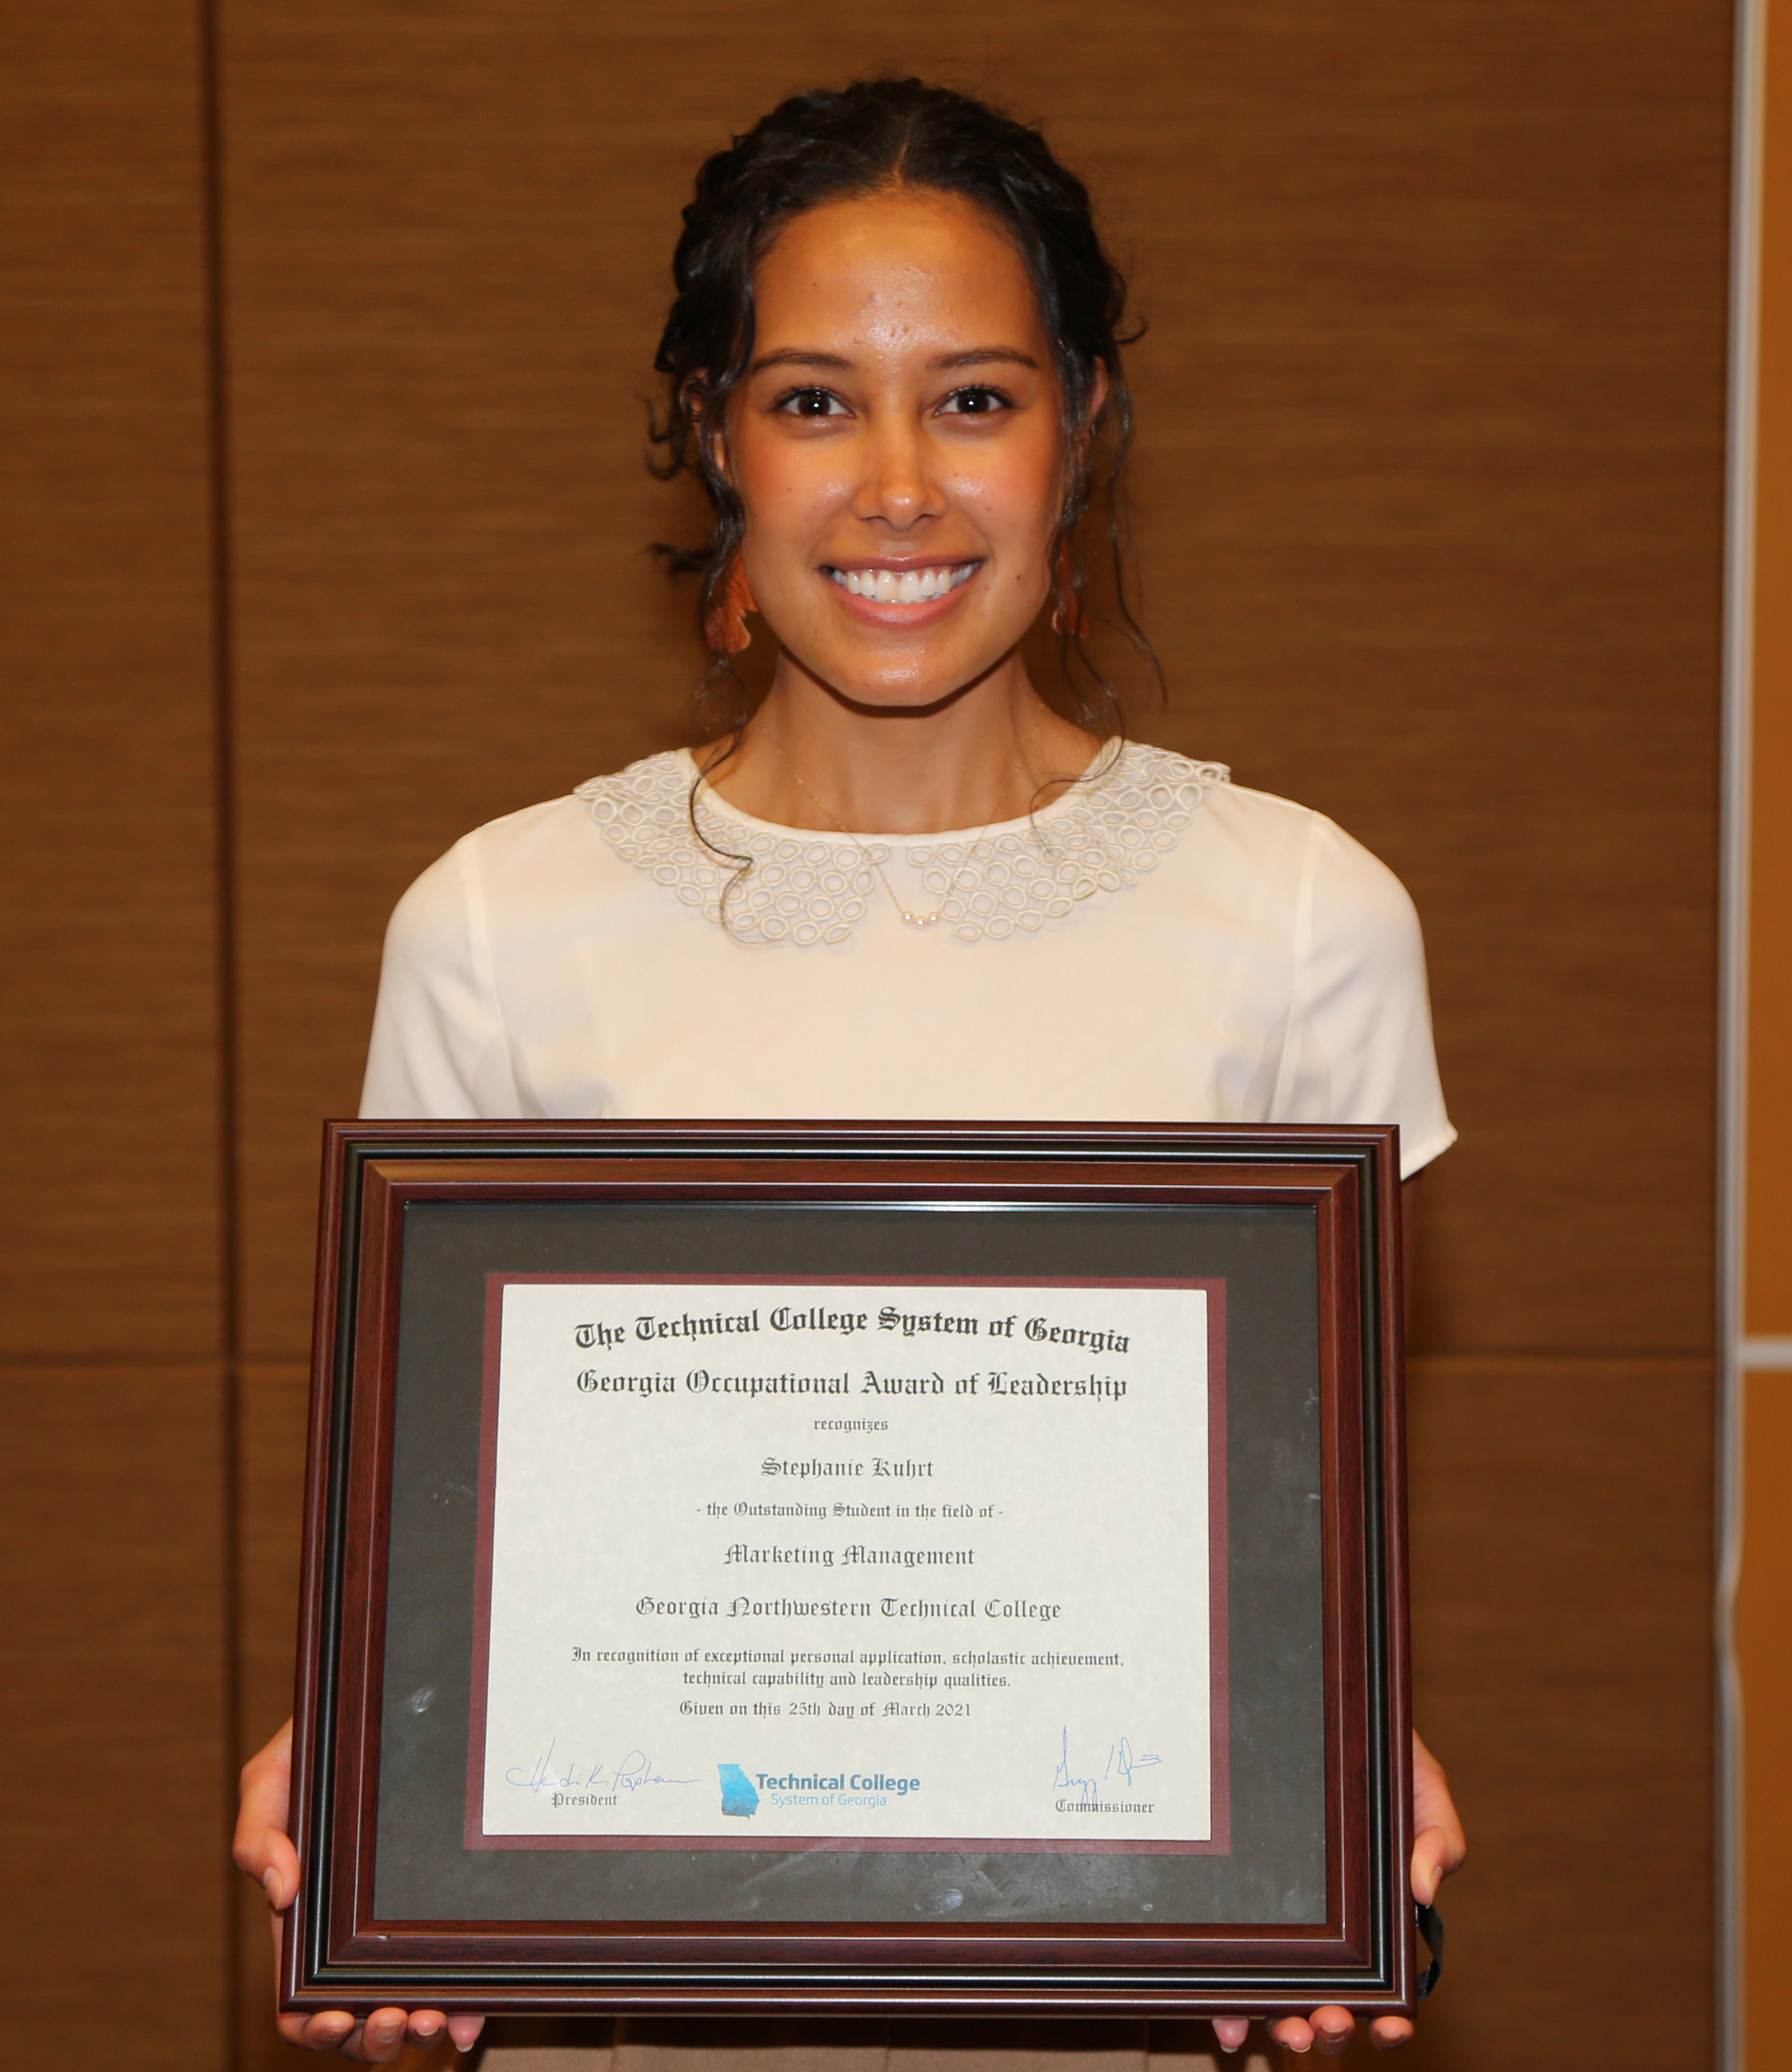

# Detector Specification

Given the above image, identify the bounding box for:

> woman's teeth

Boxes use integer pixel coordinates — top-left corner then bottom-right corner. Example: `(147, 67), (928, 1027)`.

(829, 565), (975, 603)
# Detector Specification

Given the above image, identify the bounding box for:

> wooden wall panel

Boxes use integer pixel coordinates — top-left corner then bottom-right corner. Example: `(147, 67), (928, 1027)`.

(1741, 1379), (1792, 2072)
(0, 1364), (229, 2066)
(0, 4), (225, 1355)
(240, 1362), (312, 1764)
(0, 6), (234, 2063)
(1105, 8), (1731, 1358)
(1401, 1354), (1717, 2067)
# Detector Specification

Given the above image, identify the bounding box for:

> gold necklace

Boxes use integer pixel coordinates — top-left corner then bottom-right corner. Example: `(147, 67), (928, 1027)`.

(769, 743), (1029, 931)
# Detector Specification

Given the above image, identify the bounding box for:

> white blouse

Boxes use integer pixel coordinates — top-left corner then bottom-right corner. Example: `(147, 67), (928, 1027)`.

(361, 741), (1455, 1178)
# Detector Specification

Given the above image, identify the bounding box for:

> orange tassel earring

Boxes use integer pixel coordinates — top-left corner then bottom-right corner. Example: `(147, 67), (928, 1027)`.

(705, 555), (757, 656)
(1049, 542), (1089, 639)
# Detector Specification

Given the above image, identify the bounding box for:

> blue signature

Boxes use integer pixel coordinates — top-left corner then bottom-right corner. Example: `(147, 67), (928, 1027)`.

(1052, 1726), (1163, 1802)
(505, 1738), (697, 1795)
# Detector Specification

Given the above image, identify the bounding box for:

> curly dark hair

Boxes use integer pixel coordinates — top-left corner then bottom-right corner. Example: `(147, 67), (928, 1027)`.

(650, 76), (1154, 739)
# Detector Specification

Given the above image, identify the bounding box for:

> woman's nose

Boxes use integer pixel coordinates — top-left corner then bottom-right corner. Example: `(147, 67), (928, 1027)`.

(851, 418), (945, 529)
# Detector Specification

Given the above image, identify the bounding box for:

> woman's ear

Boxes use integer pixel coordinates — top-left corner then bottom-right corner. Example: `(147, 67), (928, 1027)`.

(1087, 358), (1111, 424)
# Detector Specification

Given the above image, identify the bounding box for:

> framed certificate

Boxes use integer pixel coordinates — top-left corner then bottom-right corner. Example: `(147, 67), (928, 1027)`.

(284, 1120), (1415, 2019)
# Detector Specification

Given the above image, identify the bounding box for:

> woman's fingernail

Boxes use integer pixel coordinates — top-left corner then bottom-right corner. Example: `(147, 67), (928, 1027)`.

(262, 1868), (281, 1908)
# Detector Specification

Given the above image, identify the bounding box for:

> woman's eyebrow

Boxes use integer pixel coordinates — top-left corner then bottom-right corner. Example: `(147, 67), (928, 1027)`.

(748, 345), (1040, 374)
(933, 346), (1039, 370)
(750, 347), (853, 373)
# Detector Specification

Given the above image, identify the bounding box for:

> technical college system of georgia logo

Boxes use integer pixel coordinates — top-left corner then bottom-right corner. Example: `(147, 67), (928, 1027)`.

(717, 1764), (760, 1817)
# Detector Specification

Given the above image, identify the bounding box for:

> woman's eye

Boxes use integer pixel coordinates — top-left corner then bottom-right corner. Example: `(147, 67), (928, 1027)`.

(776, 387), (848, 419)
(939, 386), (1011, 418)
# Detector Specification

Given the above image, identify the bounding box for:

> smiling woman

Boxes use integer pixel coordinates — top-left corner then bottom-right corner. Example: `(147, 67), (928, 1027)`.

(647, 79), (1134, 784)
(231, 76), (1465, 2066)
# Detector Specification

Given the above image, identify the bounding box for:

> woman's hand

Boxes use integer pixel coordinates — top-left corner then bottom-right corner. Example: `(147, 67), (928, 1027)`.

(1210, 1731), (1465, 2056)
(234, 1718), (486, 2059)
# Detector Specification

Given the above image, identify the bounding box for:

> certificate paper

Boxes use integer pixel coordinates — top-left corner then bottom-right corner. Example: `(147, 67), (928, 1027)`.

(469, 1275), (1227, 1853)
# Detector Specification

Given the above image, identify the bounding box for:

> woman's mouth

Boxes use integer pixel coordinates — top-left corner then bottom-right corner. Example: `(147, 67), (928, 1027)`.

(825, 562), (979, 604)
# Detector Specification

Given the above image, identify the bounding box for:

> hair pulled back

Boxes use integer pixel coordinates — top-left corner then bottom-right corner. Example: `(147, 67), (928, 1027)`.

(650, 76), (1152, 737)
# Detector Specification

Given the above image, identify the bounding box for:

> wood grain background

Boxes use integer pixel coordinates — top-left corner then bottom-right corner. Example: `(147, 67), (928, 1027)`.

(0, 3), (1730, 2066)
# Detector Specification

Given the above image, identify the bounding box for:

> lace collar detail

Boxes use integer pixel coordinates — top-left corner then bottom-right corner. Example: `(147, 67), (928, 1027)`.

(576, 741), (1230, 948)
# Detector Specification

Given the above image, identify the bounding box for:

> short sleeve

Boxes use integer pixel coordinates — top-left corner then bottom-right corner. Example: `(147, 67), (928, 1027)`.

(1268, 814), (1456, 1178)
(360, 836), (524, 1120)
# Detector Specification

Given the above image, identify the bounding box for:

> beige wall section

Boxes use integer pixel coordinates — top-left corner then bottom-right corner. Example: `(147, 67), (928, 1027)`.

(1740, 0), (1792, 2063)
(1749, 5), (1792, 1350)
(0, 5), (231, 2066)
(1742, 1398), (1792, 2070)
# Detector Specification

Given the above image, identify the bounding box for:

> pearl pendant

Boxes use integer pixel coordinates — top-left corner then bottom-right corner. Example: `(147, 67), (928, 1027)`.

(901, 910), (941, 929)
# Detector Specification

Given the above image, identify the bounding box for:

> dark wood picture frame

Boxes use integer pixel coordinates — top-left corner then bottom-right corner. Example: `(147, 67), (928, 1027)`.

(284, 1120), (1413, 2019)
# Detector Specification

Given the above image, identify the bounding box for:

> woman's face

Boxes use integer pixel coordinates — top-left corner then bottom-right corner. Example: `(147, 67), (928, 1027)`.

(727, 188), (1081, 709)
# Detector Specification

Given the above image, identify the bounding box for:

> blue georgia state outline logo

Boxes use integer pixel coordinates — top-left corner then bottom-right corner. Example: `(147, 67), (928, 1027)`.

(718, 1763), (760, 1817)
